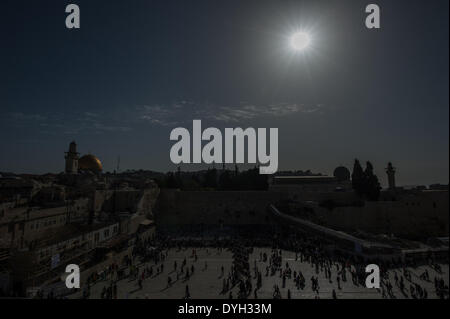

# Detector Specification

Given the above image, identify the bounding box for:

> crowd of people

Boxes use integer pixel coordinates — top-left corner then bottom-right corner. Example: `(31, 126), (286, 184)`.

(33, 226), (449, 299)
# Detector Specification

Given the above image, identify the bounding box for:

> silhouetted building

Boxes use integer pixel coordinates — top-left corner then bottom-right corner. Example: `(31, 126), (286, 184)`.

(64, 141), (79, 174)
(386, 162), (396, 190)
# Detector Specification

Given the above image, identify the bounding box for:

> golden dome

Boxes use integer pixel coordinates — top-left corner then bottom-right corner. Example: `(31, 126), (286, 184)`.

(78, 154), (103, 172)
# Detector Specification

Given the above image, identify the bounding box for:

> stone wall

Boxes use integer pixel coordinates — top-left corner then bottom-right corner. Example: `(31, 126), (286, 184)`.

(315, 191), (449, 238)
(93, 188), (159, 218)
(155, 189), (448, 239)
(155, 189), (287, 227)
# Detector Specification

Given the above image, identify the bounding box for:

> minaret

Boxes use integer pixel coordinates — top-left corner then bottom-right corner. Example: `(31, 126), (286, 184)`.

(386, 162), (396, 190)
(65, 141), (79, 174)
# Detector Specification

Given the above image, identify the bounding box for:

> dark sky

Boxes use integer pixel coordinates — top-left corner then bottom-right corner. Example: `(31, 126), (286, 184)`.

(0, 0), (448, 186)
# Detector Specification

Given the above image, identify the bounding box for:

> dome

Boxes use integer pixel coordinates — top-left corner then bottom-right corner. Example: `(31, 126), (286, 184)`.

(333, 166), (350, 181)
(78, 154), (103, 173)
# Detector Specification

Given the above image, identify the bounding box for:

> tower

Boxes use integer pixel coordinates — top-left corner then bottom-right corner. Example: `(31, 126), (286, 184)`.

(386, 162), (396, 190)
(65, 141), (79, 174)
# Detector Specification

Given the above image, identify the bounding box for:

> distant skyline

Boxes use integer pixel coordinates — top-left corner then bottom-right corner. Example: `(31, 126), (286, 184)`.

(0, 0), (448, 187)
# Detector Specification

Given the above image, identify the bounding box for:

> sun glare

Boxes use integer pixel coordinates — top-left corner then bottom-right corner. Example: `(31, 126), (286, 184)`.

(290, 32), (311, 51)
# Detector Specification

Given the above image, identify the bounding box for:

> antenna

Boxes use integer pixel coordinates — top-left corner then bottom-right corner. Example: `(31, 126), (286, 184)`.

(116, 156), (121, 173)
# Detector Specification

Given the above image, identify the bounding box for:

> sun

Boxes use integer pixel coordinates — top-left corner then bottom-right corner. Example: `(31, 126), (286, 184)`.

(290, 32), (311, 51)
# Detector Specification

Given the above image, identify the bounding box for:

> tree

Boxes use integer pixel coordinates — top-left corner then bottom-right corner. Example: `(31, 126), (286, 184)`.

(351, 159), (381, 201)
(352, 159), (365, 196)
(365, 161), (381, 201)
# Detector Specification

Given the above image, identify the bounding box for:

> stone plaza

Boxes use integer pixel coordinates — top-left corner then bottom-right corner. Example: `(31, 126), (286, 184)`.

(70, 247), (449, 299)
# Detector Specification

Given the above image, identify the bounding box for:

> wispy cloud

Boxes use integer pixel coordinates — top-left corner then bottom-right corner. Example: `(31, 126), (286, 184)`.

(3, 111), (133, 135)
(2, 101), (325, 134)
(138, 105), (181, 126)
(137, 101), (325, 126)
(9, 112), (47, 122)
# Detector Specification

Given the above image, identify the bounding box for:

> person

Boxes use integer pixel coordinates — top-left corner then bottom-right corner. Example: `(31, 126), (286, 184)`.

(332, 289), (337, 299)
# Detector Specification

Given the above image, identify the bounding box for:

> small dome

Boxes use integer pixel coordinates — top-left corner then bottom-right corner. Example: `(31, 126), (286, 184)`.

(333, 166), (350, 181)
(78, 154), (103, 173)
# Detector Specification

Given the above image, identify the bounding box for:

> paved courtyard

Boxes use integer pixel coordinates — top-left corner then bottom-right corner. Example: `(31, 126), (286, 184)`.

(71, 247), (449, 299)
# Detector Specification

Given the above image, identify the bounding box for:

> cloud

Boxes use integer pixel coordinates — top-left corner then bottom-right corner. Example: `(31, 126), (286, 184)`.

(4, 111), (132, 135)
(137, 101), (325, 126)
(9, 112), (47, 122)
(3, 101), (325, 134)
(83, 112), (100, 118)
(138, 105), (182, 126)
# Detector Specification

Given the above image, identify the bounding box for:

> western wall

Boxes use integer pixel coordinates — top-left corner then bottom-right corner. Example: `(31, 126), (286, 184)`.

(153, 188), (449, 239)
